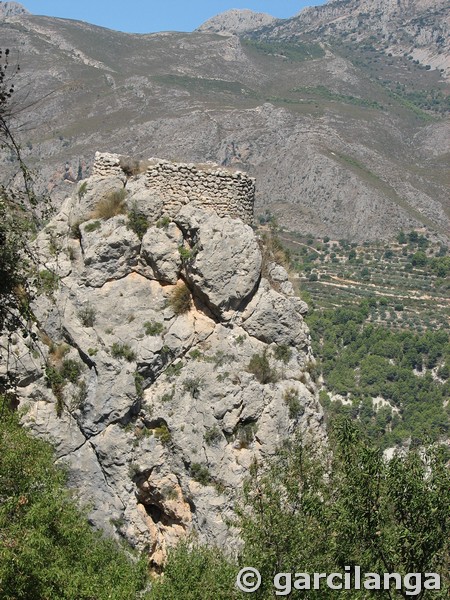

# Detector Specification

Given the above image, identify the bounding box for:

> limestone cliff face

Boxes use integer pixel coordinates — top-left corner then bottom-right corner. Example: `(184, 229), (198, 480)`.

(8, 160), (326, 567)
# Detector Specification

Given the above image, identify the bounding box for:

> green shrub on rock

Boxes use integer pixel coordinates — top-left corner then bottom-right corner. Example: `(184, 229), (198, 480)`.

(110, 342), (136, 362)
(247, 349), (278, 384)
(0, 405), (149, 599)
(127, 203), (149, 239)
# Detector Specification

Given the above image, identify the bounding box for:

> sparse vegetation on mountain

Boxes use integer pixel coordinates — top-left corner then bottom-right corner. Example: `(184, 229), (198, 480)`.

(77, 304), (96, 327)
(247, 350), (278, 384)
(84, 219), (101, 232)
(242, 38), (324, 62)
(144, 320), (164, 336)
(110, 342), (137, 362)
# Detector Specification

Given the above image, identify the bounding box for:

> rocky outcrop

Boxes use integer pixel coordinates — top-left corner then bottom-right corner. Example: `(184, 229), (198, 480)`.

(196, 8), (278, 35)
(81, 216), (141, 287)
(9, 165), (326, 569)
(139, 223), (183, 284)
(176, 204), (262, 318)
(0, 1), (29, 18)
(241, 279), (309, 346)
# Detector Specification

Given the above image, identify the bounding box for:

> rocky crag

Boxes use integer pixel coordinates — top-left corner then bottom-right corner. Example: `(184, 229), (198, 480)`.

(0, 1), (28, 19)
(7, 156), (325, 568)
(196, 9), (278, 35)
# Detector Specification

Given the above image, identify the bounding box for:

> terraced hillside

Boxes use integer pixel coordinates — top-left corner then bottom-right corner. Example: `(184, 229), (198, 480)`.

(273, 224), (450, 448)
(282, 228), (450, 330)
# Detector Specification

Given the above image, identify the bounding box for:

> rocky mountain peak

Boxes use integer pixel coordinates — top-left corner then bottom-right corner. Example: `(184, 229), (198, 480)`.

(0, 1), (29, 18)
(196, 8), (278, 34)
(288, 0), (450, 37)
(264, 0), (450, 80)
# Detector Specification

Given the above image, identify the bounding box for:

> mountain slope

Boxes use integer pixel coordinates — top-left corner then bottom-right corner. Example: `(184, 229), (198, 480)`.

(259, 0), (450, 78)
(0, 3), (449, 242)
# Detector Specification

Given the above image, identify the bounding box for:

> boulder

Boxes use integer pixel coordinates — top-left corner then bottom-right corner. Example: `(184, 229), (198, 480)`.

(267, 261), (296, 296)
(80, 216), (141, 287)
(71, 176), (126, 221)
(139, 223), (183, 284)
(175, 204), (262, 317)
(241, 279), (309, 346)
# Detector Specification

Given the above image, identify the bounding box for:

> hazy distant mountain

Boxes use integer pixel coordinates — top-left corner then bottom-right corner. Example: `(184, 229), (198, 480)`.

(0, 1), (29, 18)
(0, 0), (449, 241)
(196, 8), (278, 34)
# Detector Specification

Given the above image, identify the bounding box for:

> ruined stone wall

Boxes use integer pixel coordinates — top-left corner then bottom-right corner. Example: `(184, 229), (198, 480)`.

(92, 152), (124, 178)
(92, 152), (255, 225)
(145, 159), (255, 226)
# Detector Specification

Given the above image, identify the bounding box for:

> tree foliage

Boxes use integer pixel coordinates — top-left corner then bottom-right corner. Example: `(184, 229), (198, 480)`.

(308, 302), (450, 447)
(153, 422), (450, 599)
(0, 404), (149, 599)
(149, 541), (239, 600)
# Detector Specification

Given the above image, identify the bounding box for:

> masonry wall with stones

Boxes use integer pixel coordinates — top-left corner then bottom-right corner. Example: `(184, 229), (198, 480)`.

(92, 152), (255, 225)
(92, 152), (126, 179)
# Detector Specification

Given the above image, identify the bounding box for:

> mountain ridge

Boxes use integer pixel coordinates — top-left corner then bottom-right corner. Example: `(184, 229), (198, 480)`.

(0, 1), (448, 242)
(257, 0), (450, 79)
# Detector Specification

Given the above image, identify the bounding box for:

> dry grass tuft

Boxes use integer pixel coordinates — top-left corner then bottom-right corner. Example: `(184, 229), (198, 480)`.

(48, 342), (70, 364)
(91, 188), (127, 220)
(169, 283), (192, 315)
(120, 156), (150, 177)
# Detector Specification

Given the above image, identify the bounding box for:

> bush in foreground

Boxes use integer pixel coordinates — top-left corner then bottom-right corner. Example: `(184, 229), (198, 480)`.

(150, 419), (450, 599)
(0, 403), (149, 600)
(149, 541), (239, 600)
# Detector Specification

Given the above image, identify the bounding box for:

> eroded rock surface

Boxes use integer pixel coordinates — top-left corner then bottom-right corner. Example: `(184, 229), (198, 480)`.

(10, 168), (326, 568)
(176, 204), (262, 318)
